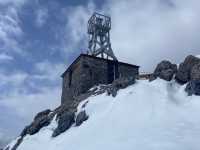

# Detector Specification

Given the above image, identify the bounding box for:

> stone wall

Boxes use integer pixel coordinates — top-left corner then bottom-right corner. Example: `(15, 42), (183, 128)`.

(80, 56), (108, 93)
(118, 63), (139, 79)
(61, 58), (83, 104)
(61, 54), (139, 104)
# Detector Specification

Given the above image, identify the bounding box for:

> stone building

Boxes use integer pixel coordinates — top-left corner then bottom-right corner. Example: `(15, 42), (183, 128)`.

(61, 54), (139, 104)
(61, 13), (139, 104)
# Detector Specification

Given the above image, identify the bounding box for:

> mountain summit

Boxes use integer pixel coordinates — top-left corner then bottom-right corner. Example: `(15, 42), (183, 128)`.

(4, 55), (200, 150)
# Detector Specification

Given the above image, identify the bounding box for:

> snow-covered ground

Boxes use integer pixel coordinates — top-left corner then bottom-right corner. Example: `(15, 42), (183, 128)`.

(7, 79), (200, 150)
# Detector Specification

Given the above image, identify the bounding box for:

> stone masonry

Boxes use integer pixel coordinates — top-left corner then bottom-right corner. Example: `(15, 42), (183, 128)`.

(61, 54), (139, 104)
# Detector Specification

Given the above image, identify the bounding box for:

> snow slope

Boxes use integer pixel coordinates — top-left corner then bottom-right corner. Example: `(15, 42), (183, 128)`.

(8, 79), (200, 150)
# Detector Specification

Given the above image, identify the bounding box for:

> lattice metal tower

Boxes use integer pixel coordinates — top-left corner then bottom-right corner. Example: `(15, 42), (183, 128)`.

(87, 12), (117, 60)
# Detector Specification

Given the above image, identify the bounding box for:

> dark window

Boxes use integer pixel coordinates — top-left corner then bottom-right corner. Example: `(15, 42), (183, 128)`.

(69, 70), (72, 87)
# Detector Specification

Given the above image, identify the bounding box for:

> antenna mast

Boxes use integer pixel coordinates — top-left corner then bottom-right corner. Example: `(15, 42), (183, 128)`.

(87, 12), (117, 60)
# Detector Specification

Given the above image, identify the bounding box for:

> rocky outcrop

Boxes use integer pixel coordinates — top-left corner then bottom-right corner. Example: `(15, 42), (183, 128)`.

(6, 76), (137, 149)
(33, 109), (51, 121)
(174, 55), (200, 96)
(175, 55), (200, 84)
(76, 111), (89, 126)
(107, 77), (135, 97)
(51, 101), (78, 137)
(185, 80), (200, 96)
(10, 138), (23, 150)
(52, 77), (136, 137)
(190, 63), (200, 80)
(153, 60), (177, 81)
(21, 109), (53, 136)
(8, 109), (53, 150)
(52, 111), (75, 137)
(150, 55), (200, 96)
(150, 55), (200, 84)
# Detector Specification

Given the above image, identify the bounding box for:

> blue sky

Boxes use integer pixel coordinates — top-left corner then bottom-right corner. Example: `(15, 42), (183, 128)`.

(1, 0), (200, 147)
(0, 0), (105, 146)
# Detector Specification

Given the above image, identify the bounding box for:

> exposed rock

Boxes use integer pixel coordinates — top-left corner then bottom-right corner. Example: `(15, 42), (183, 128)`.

(153, 60), (177, 81)
(113, 77), (135, 89)
(74, 86), (105, 104)
(106, 86), (118, 97)
(107, 77), (135, 97)
(76, 111), (89, 126)
(52, 77), (136, 136)
(149, 74), (157, 82)
(10, 137), (23, 150)
(52, 111), (75, 137)
(34, 109), (51, 121)
(7, 75), (138, 149)
(185, 80), (200, 96)
(52, 101), (77, 137)
(21, 109), (52, 136)
(190, 63), (200, 80)
(175, 55), (200, 84)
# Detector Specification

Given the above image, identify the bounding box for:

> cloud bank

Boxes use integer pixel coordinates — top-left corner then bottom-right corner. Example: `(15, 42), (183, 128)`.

(1, 0), (200, 147)
(64, 0), (200, 71)
(108, 0), (200, 71)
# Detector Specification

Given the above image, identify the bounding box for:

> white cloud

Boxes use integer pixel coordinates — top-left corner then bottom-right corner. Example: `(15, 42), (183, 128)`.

(0, 0), (26, 6)
(0, 131), (11, 148)
(0, 71), (27, 88)
(2, 0), (200, 144)
(61, 2), (96, 54)
(106, 0), (200, 71)
(0, 53), (13, 61)
(34, 60), (65, 81)
(0, 86), (61, 119)
(35, 8), (48, 27)
(0, 61), (64, 122)
(0, 63), (62, 142)
(63, 0), (200, 72)
(0, 6), (24, 54)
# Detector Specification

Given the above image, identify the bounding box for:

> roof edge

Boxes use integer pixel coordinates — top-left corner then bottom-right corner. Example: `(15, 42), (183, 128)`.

(61, 53), (140, 77)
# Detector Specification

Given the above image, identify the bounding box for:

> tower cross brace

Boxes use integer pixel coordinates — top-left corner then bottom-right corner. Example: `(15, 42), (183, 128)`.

(87, 12), (117, 60)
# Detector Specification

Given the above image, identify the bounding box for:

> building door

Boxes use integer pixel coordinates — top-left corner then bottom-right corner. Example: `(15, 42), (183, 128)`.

(107, 60), (119, 84)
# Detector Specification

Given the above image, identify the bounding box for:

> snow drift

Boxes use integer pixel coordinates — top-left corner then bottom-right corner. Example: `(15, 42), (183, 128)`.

(6, 79), (200, 150)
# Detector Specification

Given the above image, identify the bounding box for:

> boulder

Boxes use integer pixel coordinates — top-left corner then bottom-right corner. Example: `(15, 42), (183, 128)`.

(153, 60), (177, 81)
(107, 77), (135, 97)
(112, 77), (135, 89)
(34, 109), (51, 121)
(28, 116), (51, 135)
(175, 55), (200, 84)
(21, 109), (52, 136)
(76, 111), (89, 126)
(106, 86), (118, 97)
(9, 109), (53, 150)
(52, 111), (75, 137)
(190, 63), (200, 80)
(159, 69), (174, 81)
(185, 80), (200, 96)
(149, 74), (157, 82)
